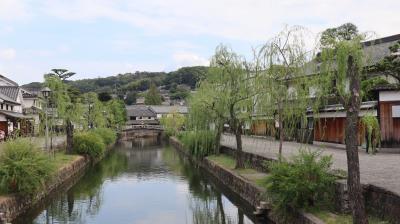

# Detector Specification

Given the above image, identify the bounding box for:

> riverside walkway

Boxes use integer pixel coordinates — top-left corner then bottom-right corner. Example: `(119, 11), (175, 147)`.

(221, 134), (400, 195)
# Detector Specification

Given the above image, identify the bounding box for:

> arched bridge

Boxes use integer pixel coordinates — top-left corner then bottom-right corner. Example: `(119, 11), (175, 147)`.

(121, 125), (164, 140)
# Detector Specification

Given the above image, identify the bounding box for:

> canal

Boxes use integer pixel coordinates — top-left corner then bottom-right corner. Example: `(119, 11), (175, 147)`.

(14, 138), (264, 224)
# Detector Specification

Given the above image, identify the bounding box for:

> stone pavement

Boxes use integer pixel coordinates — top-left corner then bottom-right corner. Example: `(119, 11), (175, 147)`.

(221, 134), (400, 196)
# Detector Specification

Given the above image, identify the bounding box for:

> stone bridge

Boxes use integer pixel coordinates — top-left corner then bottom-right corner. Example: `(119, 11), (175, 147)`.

(121, 125), (164, 140)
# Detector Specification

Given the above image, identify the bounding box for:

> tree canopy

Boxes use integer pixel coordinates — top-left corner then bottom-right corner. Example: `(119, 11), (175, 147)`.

(144, 83), (162, 105)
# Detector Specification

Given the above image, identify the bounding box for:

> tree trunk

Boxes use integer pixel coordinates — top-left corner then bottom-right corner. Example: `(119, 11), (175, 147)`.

(278, 101), (284, 159)
(214, 120), (223, 155)
(229, 105), (244, 169)
(235, 123), (244, 169)
(66, 119), (74, 154)
(344, 55), (368, 224)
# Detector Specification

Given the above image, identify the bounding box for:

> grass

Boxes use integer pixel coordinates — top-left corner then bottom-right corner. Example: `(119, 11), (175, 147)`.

(52, 152), (80, 170)
(207, 154), (236, 169)
(311, 209), (389, 224)
(207, 154), (266, 184)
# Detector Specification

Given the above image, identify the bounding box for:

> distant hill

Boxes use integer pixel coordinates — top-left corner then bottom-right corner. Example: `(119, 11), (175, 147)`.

(23, 66), (209, 96)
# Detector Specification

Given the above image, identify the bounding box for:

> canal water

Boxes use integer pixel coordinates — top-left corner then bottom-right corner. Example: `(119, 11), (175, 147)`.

(14, 138), (265, 224)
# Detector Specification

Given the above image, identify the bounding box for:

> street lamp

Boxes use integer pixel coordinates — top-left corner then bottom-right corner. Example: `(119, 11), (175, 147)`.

(41, 87), (51, 151)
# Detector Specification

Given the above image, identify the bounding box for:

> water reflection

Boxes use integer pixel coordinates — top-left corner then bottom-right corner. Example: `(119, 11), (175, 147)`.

(15, 138), (263, 224)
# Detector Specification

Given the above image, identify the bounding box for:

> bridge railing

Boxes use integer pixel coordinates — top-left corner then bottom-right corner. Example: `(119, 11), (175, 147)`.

(123, 124), (164, 131)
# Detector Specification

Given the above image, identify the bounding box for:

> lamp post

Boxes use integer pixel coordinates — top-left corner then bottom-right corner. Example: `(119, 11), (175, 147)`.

(41, 87), (51, 151)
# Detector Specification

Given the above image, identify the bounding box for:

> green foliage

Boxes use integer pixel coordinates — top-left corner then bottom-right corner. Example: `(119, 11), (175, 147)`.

(374, 40), (400, 83)
(361, 77), (389, 101)
(160, 111), (186, 137)
(124, 91), (137, 105)
(73, 132), (106, 159)
(91, 128), (117, 145)
(163, 66), (209, 89)
(144, 83), (162, 105)
(169, 84), (190, 100)
(105, 99), (127, 130)
(180, 130), (216, 158)
(0, 139), (55, 194)
(361, 114), (381, 154)
(320, 23), (359, 49)
(98, 92), (112, 102)
(263, 150), (336, 218)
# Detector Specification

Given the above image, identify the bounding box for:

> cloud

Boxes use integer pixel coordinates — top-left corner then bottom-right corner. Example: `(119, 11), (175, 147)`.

(172, 52), (209, 69)
(0, 48), (16, 60)
(38, 0), (400, 41)
(0, 0), (30, 21)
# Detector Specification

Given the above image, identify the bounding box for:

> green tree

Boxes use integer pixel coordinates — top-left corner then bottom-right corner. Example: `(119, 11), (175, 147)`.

(374, 40), (400, 82)
(105, 99), (127, 130)
(318, 24), (369, 224)
(46, 69), (76, 81)
(256, 26), (310, 157)
(45, 74), (84, 154)
(98, 92), (112, 102)
(144, 83), (162, 105)
(187, 81), (226, 154)
(125, 91), (137, 105)
(207, 45), (255, 168)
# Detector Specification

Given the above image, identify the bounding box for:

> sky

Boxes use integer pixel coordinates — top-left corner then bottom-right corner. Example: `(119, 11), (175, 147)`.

(0, 0), (399, 85)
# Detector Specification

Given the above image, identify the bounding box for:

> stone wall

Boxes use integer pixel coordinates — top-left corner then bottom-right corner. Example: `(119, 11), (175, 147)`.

(0, 156), (91, 223)
(221, 143), (400, 224)
(170, 137), (324, 224)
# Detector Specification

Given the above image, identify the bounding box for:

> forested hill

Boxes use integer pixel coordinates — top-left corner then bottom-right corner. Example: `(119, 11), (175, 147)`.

(23, 66), (209, 95)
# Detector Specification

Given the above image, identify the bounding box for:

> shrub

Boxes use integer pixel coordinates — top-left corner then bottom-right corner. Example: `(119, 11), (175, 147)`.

(180, 130), (215, 158)
(73, 132), (106, 159)
(91, 128), (117, 145)
(0, 139), (55, 194)
(263, 150), (336, 217)
(160, 111), (185, 137)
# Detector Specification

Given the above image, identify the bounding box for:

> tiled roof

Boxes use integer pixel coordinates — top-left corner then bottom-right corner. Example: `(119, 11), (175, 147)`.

(305, 34), (400, 76)
(150, 105), (188, 114)
(0, 75), (18, 86)
(126, 105), (156, 117)
(0, 86), (19, 101)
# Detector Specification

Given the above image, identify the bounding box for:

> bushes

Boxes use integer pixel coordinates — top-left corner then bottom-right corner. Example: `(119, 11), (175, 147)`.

(180, 130), (215, 158)
(263, 150), (336, 217)
(0, 139), (55, 195)
(91, 128), (117, 145)
(73, 132), (105, 159)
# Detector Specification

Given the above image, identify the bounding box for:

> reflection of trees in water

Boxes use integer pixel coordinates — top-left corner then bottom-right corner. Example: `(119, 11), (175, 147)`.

(29, 151), (129, 224)
(161, 147), (248, 224)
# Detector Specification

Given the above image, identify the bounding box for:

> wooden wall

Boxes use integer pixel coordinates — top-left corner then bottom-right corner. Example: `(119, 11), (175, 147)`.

(250, 120), (275, 137)
(314, 117), (365, 145)
(379, 101), (400, 147)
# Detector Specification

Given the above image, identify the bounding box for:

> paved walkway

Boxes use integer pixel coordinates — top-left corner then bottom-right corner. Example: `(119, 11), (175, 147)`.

(221, 134), (400, 195)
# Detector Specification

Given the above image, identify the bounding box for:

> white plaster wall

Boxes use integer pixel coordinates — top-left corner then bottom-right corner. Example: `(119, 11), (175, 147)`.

(379, 91), (400, 102)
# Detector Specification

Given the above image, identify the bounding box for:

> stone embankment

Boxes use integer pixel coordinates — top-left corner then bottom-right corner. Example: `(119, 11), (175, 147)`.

(169, 137), (324, 224)
(0, 156), (90, 223)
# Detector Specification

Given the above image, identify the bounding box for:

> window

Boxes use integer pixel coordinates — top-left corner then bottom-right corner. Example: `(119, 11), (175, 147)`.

(10, 106), (13, 111)
(6, 105), (8, 110)
(148, 117), (151, 119)
(0, 104), (3, 110)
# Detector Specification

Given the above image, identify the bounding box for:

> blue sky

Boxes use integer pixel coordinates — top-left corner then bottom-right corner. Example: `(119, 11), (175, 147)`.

(0, 0), (399, 85)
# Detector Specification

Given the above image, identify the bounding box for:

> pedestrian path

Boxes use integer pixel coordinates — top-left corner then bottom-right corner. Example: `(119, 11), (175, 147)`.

(221, 134), (400, 195)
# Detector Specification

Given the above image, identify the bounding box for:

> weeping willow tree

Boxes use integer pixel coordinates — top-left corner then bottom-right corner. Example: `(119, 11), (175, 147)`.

(44, 75), (84, 154)
(361, 113), (380, 154)
(255, 26), (311, 158)
(317, 28), (369, 223)
(205, 45), (255, 168)
(83, 92), (107, 129)
(187, 80), (227, 154)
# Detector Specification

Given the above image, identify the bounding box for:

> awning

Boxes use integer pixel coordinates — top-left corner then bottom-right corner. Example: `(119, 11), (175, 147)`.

(0, 111), (33, 119)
